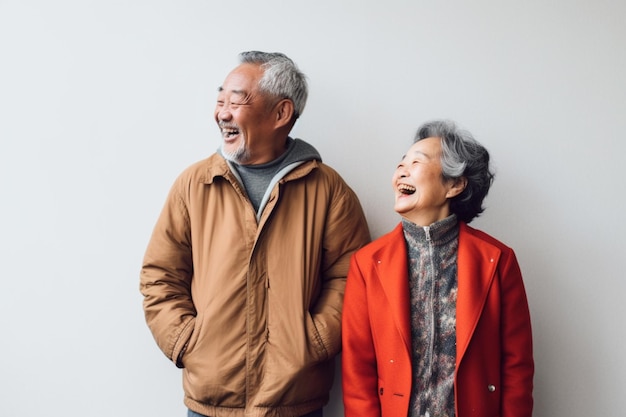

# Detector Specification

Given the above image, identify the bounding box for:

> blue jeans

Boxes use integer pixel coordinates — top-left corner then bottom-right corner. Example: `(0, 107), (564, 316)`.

(188, 408), (323, 417)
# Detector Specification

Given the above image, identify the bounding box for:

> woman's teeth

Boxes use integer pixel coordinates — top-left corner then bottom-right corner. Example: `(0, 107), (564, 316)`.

(398, 184), (416, 195)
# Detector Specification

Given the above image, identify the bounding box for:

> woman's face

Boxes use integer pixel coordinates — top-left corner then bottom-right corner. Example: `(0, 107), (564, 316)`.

(392, 137), (462, 226)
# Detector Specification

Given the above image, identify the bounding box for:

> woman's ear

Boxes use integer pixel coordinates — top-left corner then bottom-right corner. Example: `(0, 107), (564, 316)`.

(274, 99), (295, 128)
(446, 177), (467, 198)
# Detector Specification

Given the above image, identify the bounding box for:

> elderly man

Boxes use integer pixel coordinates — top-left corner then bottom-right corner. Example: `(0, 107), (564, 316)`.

(140, 51), (370, 417)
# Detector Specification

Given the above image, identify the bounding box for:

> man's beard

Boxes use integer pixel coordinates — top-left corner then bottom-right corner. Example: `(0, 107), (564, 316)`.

(221, 139), (250, 164)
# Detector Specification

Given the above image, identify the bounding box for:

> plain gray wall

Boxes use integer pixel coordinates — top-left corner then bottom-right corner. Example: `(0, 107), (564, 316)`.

(1, 1), (624, 416)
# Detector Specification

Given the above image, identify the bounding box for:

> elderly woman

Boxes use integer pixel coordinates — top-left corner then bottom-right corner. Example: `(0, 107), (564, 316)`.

(342, 120), (534, 417)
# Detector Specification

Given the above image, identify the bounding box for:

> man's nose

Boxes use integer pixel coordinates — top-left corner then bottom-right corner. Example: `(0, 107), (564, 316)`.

(216, 105), (232, 121)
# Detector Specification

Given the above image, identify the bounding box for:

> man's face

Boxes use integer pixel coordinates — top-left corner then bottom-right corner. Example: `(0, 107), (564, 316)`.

(392, 137), (458, 226)
(214, 63), (276, 165)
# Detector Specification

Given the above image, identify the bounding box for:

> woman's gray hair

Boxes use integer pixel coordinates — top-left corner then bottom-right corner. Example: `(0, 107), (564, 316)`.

(415, 119), (495, 223)
(239, 51), (308, 120)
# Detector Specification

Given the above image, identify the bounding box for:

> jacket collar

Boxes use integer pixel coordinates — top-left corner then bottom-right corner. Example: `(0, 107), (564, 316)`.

(371, 222), (502, 363)
(199, 153), (319, 185)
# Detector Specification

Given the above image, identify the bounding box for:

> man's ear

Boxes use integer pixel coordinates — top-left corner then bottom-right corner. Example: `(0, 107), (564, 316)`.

(274, 99), (295, 128)
(446, 177), (467, 198)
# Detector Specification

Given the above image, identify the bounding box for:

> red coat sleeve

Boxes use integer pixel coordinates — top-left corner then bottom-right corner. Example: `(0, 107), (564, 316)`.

(499, 248), (534, 417)
(342, 254), (382, 417)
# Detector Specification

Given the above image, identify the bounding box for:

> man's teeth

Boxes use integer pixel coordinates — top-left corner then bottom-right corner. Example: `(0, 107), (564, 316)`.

(223, 128), (239, 138)
(398, 184), (416, 195)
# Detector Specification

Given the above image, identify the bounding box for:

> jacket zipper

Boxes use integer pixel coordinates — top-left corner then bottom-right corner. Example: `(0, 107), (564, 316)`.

(424, 226), (436, 404)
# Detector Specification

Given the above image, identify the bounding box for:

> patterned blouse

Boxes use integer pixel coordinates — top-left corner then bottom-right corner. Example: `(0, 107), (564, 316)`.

(403, 214), (459, 417)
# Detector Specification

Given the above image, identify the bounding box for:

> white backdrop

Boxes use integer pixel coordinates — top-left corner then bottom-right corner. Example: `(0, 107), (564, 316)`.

(1, 1), (624, 416)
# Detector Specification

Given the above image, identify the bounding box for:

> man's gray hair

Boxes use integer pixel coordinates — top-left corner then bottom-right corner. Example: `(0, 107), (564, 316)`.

(239, 51), (308, 120)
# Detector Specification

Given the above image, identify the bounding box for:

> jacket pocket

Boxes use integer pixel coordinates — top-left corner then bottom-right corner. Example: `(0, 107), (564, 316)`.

(306, 312), (329, 363)
(177, 312), (203, 367)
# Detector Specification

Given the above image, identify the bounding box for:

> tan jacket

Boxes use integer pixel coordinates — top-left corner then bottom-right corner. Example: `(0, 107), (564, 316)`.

(141, 152), (370, 417)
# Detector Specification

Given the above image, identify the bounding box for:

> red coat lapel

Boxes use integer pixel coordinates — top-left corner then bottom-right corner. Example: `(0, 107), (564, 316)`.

(372, 224), (412, 355)
(456, 223), (501, 363)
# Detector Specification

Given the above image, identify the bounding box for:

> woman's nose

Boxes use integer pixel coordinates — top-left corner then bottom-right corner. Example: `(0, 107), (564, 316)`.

(396, 166), (408, 178)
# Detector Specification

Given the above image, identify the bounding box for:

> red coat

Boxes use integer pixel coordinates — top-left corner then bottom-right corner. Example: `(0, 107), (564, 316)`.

(342, 222), (534, 417)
